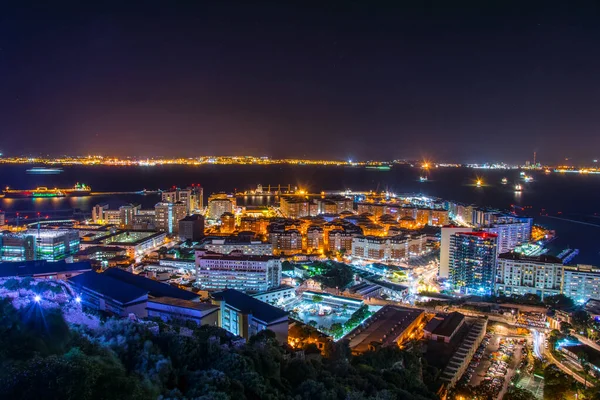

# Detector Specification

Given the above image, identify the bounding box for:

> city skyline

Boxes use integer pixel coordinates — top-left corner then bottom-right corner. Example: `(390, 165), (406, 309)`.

(2, 2), (600, 163)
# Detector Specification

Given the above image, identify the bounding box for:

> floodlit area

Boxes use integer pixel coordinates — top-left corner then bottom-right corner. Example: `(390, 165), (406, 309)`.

(102, 231), (157, 244)
(285, 292), (378, 337)
(287, 298), (354, 329)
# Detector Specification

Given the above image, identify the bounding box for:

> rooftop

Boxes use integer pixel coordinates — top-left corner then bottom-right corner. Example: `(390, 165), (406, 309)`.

(103, 268), (198, 300)
(101, 230), (161, 245)
(69, 271), (148, 304)
(212, 289), (288, 324)
(148, 297), (219, 313)
(429, 312), (465, 338)
(197, 250), (279, 262)
(348, 306), (424, 352)
(180, 214), (204, 222)
(457, 231), (498, 239)
(498, 251), (563, 264)
(0, 260), (92, 278)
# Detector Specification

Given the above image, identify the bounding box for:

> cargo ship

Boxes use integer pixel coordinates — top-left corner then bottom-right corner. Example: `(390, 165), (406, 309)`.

(3, 183), (91, 198)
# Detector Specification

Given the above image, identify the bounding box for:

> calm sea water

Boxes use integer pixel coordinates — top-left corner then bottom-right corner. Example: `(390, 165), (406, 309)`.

(1, 164), (599, 263)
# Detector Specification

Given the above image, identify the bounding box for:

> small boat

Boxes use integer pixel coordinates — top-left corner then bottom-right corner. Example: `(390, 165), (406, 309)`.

(501, 177), (508, 185)
(476, 179), (482, 187)
(366, 165), (391, 171)
(523, 175), (533, 183)
(514, 184), (522, 191)
(419, 176), (428, 182)
(26, 166), (63, 175)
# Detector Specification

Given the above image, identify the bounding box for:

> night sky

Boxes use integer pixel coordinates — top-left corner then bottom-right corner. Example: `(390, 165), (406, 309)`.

(1, 2), (600, 163)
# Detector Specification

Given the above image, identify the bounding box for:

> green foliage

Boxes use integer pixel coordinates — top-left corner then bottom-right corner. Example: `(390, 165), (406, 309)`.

(343, 305), (373, 333)
(313, 262), (354, 289)
(312, 294), (324, 303)
(560, 322), (573, 336)
(571, 309), (591, 333)
(505, 387), (537, 400)
(543, 364), (575, 400)
(329, 322), (344, 338)
(544, 294), (575, 310)
(0, 299), (438, 400)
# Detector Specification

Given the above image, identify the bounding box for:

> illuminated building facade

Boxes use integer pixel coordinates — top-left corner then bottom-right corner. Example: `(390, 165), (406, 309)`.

(269, 229), (302, 255)
(280, 197), (309, 218)
(195, 250), (282, 292)
(162, 185), (203, 214)
(0, 232), (35, 261)
(327, 229), (354, 254)
(92, 203), (121, 225)
(208, 194), (235, 219)
(482, 215), (533, 254)
(220, 212), (236, 233)
(211, 289), (289, 344)
(448, 232), (498, 294)
(119, 204), (140, 228)
(495, 253), (563, 299)
(306, 226), (324, 253)
(562, 265), (600, 303)
(0, 229), (79, 262)
(357, 203), (385, 218)
(388, 235), (409, 260)
(132, 209), (156, 230)
(352, 236), (388, 261)
(155, 201), (187, 234)
(239, 216), (270, 235)
(415, 208), (430, 226)
(430, 209), (450, 226)
(204, 237), (273, 256)
(79, 230), (167, 259)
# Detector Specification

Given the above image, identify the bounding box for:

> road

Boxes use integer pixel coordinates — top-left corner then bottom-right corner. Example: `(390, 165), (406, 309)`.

(545, 349), (593, 388)
(531, 329), (545, 359)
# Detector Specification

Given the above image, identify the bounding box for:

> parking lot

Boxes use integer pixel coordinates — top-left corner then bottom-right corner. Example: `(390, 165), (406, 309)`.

(466, 334), (525, 397)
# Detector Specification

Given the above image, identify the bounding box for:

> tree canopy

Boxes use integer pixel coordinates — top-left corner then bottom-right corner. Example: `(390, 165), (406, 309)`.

(0, 298), (438, 400)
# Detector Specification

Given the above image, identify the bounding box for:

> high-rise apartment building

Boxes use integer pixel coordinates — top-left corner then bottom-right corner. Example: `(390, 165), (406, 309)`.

(479, 215), (533, 254)
(439, 226), (473, 279)
(155, 201), (187, 234)
(119, 204), (140, 228)
(162, 186), (203, 214)
(448, 232), (498, 294)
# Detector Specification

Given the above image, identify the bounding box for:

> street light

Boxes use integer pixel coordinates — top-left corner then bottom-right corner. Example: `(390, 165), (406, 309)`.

(34, 295), (41, 303)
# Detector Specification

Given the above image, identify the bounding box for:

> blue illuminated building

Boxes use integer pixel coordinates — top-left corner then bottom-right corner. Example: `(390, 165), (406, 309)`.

(449, 231), (498, 294)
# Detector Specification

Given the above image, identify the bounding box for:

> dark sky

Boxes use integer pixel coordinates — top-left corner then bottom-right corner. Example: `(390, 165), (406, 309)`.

(1, 1), (600, 163)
